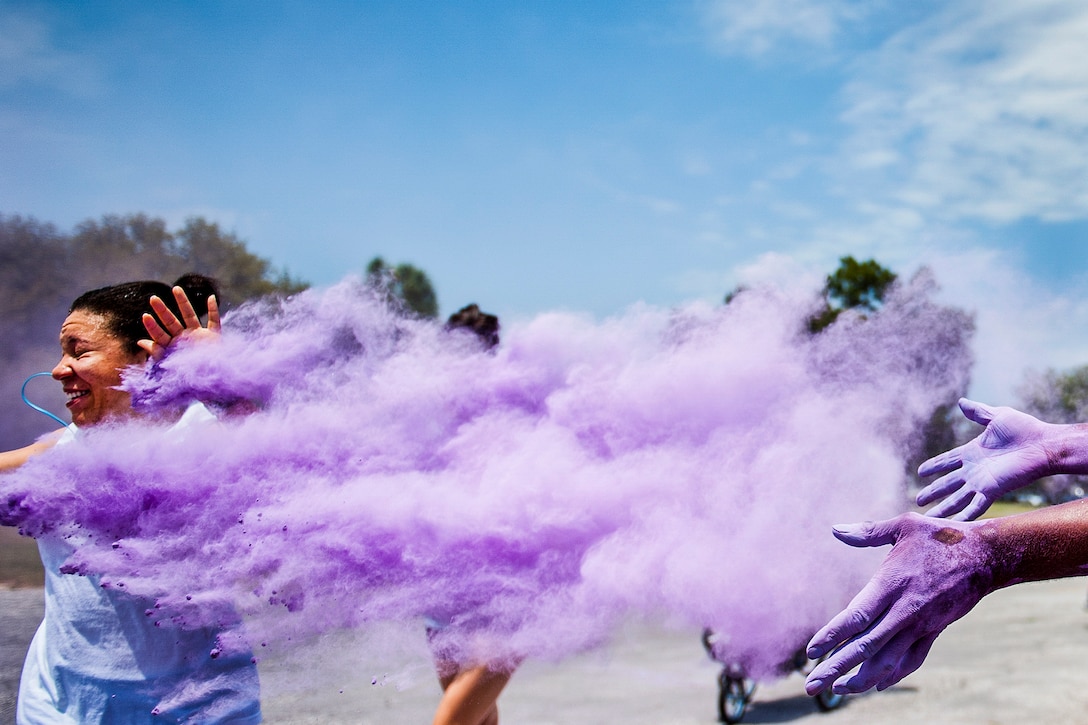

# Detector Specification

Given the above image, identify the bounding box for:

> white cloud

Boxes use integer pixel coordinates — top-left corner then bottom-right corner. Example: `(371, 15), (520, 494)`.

(666, 250), (826, 309)
(693, 207), (1088, 404)
(839, 0), (1088, 223)
(698, 0), (869, 56)
(683, 1), (1088, 406)
(920, 246), (1088, 404)
(736, 251), (825, 292)
(637, 194), (683, 214)
(682, 153), (713, 176)
(0, 10), (102, 97)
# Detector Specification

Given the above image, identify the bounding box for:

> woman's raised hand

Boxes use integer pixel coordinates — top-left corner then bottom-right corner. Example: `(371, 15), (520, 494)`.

(139, 286), (220, 360)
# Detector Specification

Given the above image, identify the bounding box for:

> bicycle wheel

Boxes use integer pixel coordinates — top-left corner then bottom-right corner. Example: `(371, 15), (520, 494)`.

(718, 672), (753, 724)
(814, 687), (845, 712)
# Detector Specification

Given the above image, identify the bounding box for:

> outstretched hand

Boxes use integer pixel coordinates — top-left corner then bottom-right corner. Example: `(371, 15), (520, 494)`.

(916, 398), (1053, 521)
(138, 286), (220, 360)
(804, 513), (996, 695)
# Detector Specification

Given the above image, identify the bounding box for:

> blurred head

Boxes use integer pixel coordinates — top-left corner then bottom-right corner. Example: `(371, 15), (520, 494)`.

(446, 303), (499, 350)
(51, 273), (219, 427)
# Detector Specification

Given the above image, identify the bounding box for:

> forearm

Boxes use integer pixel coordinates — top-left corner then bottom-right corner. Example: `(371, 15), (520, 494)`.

(0, 448), (32, 473)
(982, 498), (1088, 587)
(1042, 422), (1088, 476)
(0, 436), (60, 473)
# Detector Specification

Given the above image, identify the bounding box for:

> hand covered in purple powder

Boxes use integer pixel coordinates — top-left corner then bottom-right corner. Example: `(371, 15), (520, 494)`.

(804, 513), (997, 695)
(916, 398), (1054, 520)
(139, 286), (221, 360)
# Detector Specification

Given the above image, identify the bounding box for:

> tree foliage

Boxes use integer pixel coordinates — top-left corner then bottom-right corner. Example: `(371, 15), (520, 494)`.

(826, 256), (897, 311)
(808, 256), (898, 333)
(791, 257), (969, 484)
(365, 256), (439, 318)
(1019, 365), (1088, 424)
(1016, 365), (1088, 503)
(0, 212), (308, 448)
(722, 285), (748, 305)
(175, 218), (308, 301)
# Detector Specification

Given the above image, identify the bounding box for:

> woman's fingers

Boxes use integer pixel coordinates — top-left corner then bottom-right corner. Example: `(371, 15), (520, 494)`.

(141, 312), (166, 343)
(172, 286), (202, 329)
(207, 295), (220, 332)
(148, 295), (183, 335)
(140, 291), (220, 359)
(148, 290), (218, 338)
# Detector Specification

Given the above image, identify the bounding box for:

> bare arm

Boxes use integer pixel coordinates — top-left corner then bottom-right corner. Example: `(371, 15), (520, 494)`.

(0, 431), (63, 473)
(805, 501), (1088, 695)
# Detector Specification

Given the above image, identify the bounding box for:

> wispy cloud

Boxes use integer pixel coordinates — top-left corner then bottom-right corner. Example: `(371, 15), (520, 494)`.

(697, 0), (871, 57)
(839, 0), (1088, 223)
(693, 0), (1088, 403)
(922, 246), (1088, 403)
(0, 9), (102, 97)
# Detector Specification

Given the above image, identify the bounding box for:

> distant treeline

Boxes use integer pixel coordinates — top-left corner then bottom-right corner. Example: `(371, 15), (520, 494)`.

(0, 213), (308, 448)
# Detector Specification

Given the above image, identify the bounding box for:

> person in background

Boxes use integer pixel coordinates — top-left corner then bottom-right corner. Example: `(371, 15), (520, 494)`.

(1, 274), (261, 724)
(429, 303), (513, 725)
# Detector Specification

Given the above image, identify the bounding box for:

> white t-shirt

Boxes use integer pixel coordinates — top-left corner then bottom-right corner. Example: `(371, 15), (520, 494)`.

(16, 404), (261, 724)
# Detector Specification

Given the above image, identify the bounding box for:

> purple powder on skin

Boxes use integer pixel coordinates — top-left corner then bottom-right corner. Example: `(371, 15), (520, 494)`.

(0, 272), (971, 678)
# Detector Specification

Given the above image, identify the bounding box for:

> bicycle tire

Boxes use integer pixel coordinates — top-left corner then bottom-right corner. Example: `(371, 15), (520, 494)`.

(718, 672), (751, 724)
(814, 687), (845, 712)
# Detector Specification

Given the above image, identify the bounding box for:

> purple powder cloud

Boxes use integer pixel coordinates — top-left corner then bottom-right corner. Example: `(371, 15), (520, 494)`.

(1, 272), (972, 678)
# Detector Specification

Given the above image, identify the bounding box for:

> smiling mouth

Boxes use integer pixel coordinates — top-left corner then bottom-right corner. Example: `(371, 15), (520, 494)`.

(65, 390), (89, 406)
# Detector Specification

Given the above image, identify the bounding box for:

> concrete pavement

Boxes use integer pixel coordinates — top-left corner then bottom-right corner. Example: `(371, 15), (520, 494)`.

(2, 577), (1087, 724)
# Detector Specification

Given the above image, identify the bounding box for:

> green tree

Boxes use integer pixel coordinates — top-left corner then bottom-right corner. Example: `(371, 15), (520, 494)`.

(0, 215), (71, 356)
(175, 217), (307, 303)
(59, 213), (308, 305)
(366, 256), (439, 318)
(801, 258), (971, 484)
(69, 214), (179, 290)
(809, 256), (898, 333)
(723, 285), (748, 305)
(1020, 365), (1088, 423)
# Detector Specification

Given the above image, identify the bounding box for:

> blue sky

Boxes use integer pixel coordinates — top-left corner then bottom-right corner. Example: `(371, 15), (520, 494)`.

(3, 0), (1087, 402)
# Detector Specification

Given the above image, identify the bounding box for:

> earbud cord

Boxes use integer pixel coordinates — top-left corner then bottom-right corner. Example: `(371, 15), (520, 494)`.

(21, 372), (68, 428)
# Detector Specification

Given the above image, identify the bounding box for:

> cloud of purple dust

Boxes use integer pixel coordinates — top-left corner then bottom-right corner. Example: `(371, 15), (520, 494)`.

(0, 271), (972, 678)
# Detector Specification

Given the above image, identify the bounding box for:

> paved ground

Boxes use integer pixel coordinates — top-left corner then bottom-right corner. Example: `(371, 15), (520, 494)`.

(0, 589), (39, 724)
(2, 578), (1087, 724)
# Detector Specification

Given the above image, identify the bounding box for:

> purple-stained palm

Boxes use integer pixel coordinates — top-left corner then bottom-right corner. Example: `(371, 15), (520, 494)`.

(916, 399), (1058, 520)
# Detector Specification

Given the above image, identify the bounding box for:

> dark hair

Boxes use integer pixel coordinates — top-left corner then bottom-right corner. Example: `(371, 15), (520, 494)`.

(69, 273), (220, 355)
(446, 303), (499, 349)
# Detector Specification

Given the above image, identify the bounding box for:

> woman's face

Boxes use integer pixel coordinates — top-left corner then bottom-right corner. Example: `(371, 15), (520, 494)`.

(51, 310), (148, 427)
